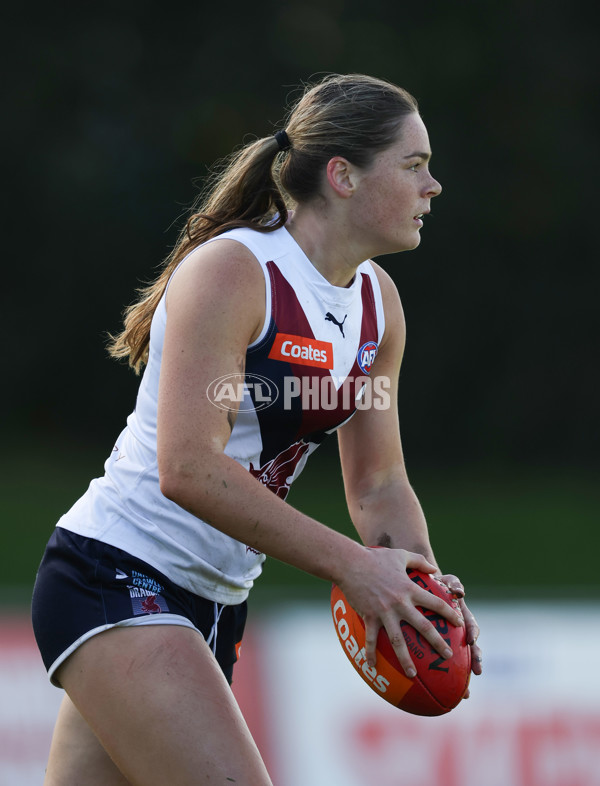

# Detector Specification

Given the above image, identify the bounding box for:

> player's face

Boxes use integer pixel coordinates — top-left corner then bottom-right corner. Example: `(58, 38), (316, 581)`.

(351, 113), (442, 256)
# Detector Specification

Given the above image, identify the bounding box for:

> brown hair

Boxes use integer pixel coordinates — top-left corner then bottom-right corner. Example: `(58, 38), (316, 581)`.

(108, 74), (419, 372)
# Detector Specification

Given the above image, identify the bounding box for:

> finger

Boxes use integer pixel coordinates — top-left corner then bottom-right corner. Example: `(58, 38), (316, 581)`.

(406, 608), (455, 661)
(470, 641), (483, 675)
(363, 618), (380, 668)
(414, 588), (464, 629)
(439, 573), (465, 599)
(459, 599), (480, 645)
(403, 550), (438, 574)
(457, 599), (483, 675)
(383, 619), (417, 678)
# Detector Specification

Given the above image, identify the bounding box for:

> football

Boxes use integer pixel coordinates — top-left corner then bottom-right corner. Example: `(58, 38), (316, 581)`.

(331, 568), (471, 716)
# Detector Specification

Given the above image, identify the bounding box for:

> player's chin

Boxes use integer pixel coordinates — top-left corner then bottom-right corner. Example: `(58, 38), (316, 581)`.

(400, 229), (423, 252)
(391, 232), (422, 254)
(408, 230), (423, 249)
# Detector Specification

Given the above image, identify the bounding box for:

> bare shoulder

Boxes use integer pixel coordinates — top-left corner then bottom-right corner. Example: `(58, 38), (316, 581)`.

(368, 259), (406, 353)
(167, 238), (265, 300)
(165, 237), (266, 345)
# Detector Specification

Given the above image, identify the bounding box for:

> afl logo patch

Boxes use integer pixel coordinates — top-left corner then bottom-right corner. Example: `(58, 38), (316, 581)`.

(357, 341), (378, 374)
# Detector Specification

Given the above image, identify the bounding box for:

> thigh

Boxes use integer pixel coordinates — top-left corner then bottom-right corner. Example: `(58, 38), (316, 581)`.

(56, 624), (272, 786)
(45, 694), (131, 785)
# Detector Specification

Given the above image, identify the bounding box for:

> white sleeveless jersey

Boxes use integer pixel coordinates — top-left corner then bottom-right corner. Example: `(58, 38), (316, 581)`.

(58, 226), (385, 604)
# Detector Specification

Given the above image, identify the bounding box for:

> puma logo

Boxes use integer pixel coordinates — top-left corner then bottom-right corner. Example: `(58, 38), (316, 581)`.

(325, 312), (347, 337)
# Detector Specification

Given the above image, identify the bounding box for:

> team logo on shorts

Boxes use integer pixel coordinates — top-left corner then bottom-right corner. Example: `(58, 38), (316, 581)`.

(357, 341), (378, 374)
(131, 592), (168, 615)
(130, 589), (169, 615)
(120, 569), (170, 616)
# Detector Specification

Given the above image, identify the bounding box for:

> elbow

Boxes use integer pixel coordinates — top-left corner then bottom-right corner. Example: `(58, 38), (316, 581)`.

(158, 462), (199, 510)
(157, 445), (229, 519)
(159, 469), (187, 506)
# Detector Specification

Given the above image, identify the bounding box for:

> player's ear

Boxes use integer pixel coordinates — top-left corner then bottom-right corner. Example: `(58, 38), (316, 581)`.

(325, 157), (358, 199)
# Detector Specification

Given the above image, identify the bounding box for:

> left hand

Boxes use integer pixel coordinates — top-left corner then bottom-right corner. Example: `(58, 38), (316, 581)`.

(438, 573), (482, 698)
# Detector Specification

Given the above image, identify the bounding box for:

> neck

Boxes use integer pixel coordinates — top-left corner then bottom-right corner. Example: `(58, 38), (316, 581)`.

(285, 205), (365, 288)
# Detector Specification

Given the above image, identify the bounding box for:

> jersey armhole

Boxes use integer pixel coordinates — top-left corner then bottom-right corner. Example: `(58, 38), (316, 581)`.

(364, 262), (386, 343)
(247, 257), (272, 349)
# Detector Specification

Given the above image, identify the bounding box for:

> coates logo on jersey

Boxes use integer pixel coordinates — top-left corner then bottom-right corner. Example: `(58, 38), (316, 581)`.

(357, 341), (378, 374)
(268, 333), (333, 369)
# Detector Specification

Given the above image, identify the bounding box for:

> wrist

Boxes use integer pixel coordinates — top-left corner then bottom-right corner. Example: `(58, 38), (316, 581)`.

(331, 538), (372, 587)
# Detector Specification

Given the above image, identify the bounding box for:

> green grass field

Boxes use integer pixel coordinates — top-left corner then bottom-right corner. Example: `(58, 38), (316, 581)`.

(3, 437), (598, 607)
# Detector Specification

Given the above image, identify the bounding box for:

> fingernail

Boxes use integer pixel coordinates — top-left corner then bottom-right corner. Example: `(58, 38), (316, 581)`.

(444, 647), (453, 659)
(407, 668), (416, 678)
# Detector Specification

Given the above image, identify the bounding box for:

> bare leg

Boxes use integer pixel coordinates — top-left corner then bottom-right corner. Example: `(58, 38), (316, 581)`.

(54, 624), (273, 786)
(45, 694), (131, 785)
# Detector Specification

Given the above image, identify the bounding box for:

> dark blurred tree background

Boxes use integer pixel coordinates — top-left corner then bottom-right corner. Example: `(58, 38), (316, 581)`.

(2, 0), (598, 595)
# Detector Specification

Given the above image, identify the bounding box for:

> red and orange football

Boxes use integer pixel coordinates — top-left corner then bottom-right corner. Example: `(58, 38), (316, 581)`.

(331, 568), (471, 716)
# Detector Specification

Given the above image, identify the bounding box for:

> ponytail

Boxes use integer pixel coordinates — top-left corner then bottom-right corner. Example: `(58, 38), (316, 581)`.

(107, 135), (289, 373)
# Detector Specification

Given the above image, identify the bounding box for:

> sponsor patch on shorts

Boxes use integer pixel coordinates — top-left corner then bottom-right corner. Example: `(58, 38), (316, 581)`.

(130, 590), (169, 615)
(116, 568), (170, 616)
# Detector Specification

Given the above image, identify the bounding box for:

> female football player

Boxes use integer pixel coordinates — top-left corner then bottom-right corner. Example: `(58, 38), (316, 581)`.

(33, 73), (482, 785)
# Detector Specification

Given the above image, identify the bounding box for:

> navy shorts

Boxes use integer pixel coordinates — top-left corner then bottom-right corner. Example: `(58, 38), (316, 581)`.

(31, 527), (247, 687)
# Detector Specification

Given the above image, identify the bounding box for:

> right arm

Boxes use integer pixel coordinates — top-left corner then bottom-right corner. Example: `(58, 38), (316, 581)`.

(156, 240), (458, 671)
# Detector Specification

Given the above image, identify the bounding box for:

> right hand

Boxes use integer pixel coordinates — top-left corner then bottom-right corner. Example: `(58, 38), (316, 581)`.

(337, 547), (464, 678)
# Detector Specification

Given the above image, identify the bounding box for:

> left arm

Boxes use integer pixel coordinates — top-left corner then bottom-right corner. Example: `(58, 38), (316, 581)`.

(338, 263), (482, 678)
(338, 263), (431, 557)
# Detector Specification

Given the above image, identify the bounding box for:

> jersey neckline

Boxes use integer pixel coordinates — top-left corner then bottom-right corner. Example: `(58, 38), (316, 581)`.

(281, 225), (367, 309)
